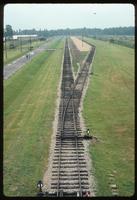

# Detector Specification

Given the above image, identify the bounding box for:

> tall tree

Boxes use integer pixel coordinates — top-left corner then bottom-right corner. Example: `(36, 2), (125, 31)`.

(5, 25), (13, 39)
(13, 26), (134, 37)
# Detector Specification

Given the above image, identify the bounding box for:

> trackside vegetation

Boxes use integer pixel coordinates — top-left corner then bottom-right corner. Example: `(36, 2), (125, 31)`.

(4, 37), (65, 196)
(91, 35), (134, 49)
(83, 37), (134, 196)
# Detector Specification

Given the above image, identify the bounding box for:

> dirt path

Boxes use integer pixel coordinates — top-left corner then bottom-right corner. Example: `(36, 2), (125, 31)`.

(71, 36), (91, 52)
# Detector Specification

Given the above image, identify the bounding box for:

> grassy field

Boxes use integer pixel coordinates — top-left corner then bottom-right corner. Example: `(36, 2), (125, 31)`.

(82, 37), (134, 196)
(4, 40), (46, 65)
(4, 37), (64, 196)
(91, 35), (134, 49)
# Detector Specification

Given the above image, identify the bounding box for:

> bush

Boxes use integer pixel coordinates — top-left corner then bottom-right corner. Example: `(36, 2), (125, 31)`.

(109, 38), (115, 43)
(9, 43), (15, 49)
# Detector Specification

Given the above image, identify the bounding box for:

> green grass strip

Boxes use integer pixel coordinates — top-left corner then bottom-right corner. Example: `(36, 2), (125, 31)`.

(4, 37), (64, 196)
(83, 37), (134, 196)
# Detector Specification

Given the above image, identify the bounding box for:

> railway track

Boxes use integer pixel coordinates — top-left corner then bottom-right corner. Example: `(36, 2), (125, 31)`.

(38, 38), (96, 197)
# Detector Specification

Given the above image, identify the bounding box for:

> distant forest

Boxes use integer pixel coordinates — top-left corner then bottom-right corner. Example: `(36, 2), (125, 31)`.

(13, 26), (134, 37)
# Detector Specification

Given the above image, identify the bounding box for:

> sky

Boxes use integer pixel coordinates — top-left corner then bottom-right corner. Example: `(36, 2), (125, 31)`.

(4, 4), (135, 30)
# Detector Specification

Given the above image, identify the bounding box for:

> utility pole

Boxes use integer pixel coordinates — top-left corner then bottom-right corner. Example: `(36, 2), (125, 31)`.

(29, 36), (32, 50)
(20, 37), (22, 52)
(5, 37), (7, 59)
(82, 32), (83, 47)
(82, 28), (84, 47)
(12, 37), (14, 49)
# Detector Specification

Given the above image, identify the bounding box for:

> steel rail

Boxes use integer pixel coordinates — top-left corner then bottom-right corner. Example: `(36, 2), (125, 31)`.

(51, 38), (96, 196)
(71, 88), (82, 196)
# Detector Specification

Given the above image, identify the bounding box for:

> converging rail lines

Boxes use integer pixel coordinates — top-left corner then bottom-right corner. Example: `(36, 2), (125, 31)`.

(37, 38), (96, 197)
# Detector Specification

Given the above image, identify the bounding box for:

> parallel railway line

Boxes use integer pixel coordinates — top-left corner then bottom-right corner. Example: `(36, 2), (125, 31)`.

(39, 38), (95, 197)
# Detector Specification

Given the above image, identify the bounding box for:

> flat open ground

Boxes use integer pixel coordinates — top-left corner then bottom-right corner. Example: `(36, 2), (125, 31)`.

(83, 37), (134, 196)
(4, 37), (64, 196)
(3, 35), (134, 197)
(71, 36), (91, 51)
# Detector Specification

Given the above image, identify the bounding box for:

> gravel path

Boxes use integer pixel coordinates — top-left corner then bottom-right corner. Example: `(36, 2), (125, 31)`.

(71, 37), (91, 52)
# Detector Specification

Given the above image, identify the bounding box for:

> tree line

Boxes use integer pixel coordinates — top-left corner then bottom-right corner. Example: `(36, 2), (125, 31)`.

(4, 25), (134, 39)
